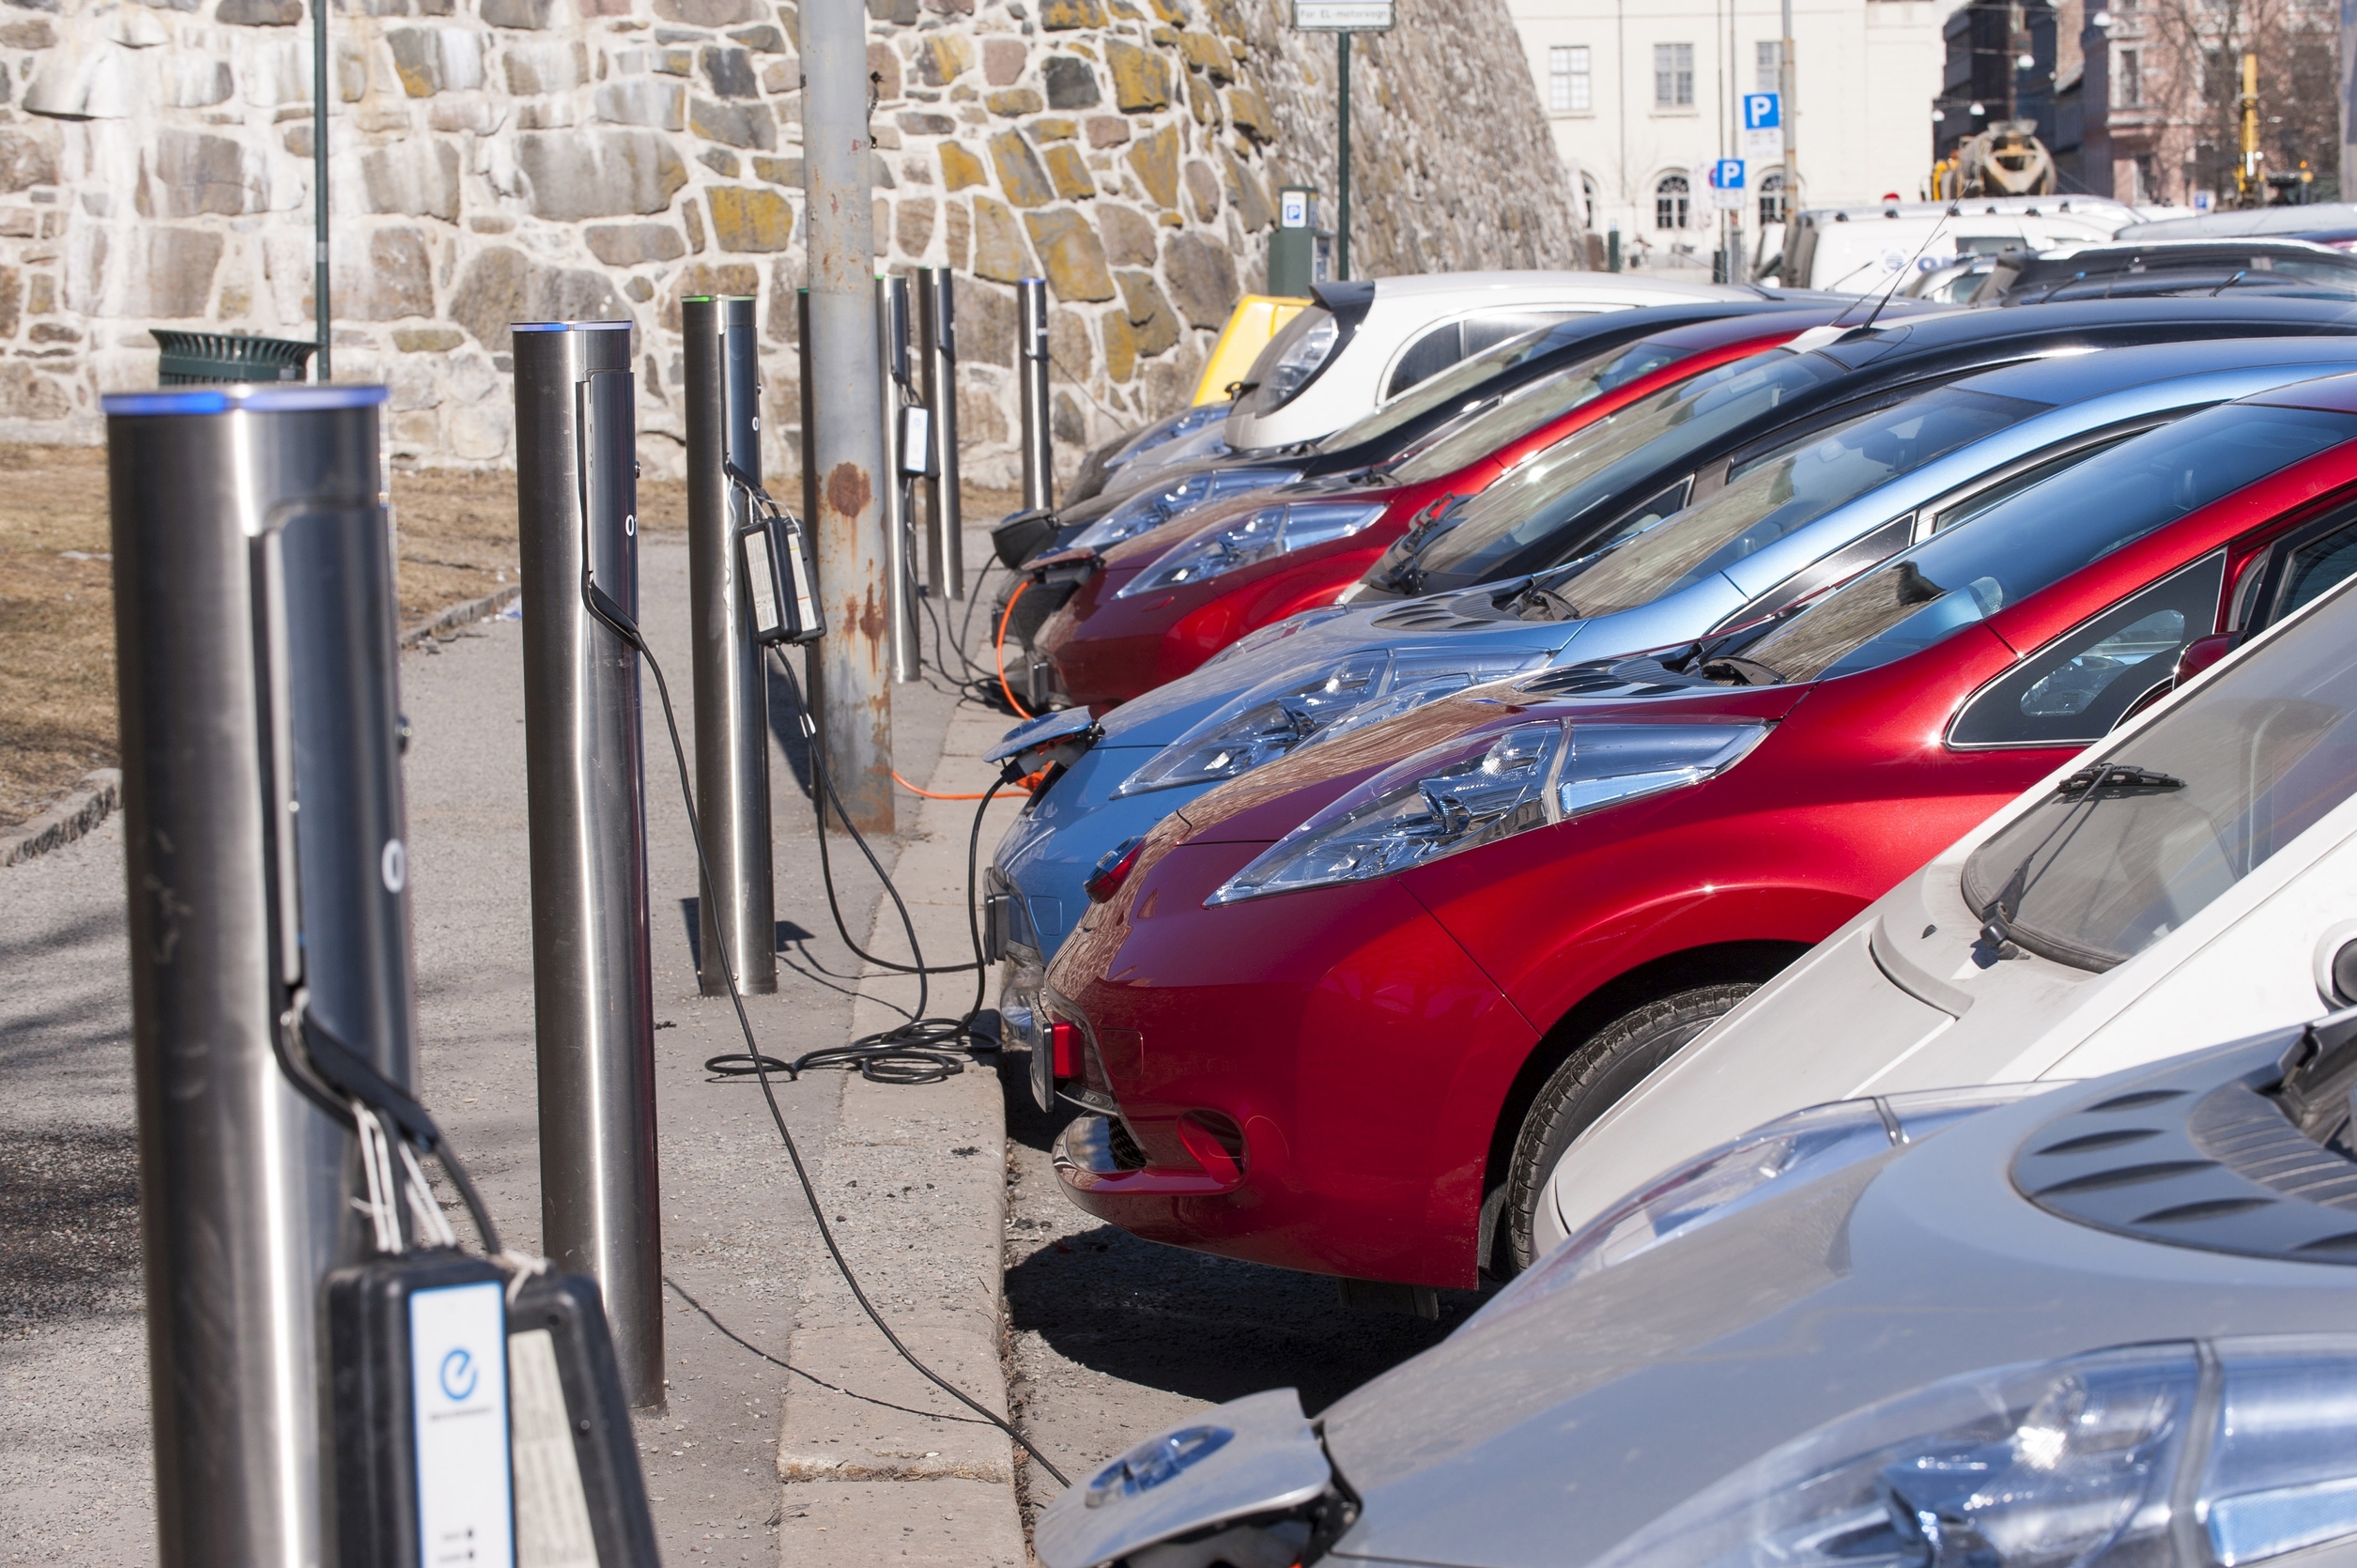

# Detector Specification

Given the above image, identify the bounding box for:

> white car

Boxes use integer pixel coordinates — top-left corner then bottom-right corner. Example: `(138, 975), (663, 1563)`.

(1214, 271), (1756, 455)
(1536, 528), (2357, 1255)
(1781, 195), (2140, 293)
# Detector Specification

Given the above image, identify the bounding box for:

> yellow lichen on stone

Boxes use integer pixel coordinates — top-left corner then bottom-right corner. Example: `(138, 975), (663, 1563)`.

(1044, 143), (1096, 199)
(989, 130), (1056, 207)
(1105, 38), (1171, 113)
(1025, 207), (1116, 301)
(1126, 123), (1179, 208)
(938, 141), (990, 192)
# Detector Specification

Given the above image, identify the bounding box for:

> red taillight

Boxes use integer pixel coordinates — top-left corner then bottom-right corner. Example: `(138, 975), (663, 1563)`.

(1085, 836), (1148, 903)
(1050, 1020), (1078, 1080)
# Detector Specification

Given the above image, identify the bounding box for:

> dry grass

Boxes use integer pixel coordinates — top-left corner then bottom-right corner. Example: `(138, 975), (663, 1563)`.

(0, 453), (1024, 830)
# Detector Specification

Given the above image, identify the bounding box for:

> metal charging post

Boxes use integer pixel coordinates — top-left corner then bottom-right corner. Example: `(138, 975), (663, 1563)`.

(683, 295), (777, 996)
(915, 266), (963, 601)
(878, 274), (921, 683)
(512, 319), (665, 1409)
(1017, 276), (1053, 512)
(106, 382), (411, 1568)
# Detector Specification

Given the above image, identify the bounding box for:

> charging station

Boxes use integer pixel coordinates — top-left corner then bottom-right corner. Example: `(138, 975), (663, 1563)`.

(512, 319), (666, 1409)
(683, 295), (777, 997)
(913, 266), (963, 602)
(1017, 277), (1054, 513)
(878, 272), (923, 683)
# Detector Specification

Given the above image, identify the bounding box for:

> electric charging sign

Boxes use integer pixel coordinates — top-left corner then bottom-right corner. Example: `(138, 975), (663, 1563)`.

(1291, 0), (1393, 28)
(410, 1281), (514, 1567)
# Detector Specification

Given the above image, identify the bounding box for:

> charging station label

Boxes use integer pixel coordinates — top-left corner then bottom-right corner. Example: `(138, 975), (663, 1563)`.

(409, 1281), (515, 1567)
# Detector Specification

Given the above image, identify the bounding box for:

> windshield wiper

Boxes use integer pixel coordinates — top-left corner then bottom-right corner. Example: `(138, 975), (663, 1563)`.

(1700, 655), (1781, 687)
(1980, 761), (2183, 957)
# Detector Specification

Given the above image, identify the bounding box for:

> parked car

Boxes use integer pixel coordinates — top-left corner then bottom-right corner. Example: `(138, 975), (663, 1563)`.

(1347, 297), (2357, 609)
(1033, 375), (2357, 1288)
(985, 336), (2357, 976)
(2118, 199), (2357, 250)
(1981, 238), (2357, 305)
(1026, 309), (1851, 708)
(1777, 195), (2138, 293)
(1538, 524), (2357, 1256)
(1038, 1017), (2357, 1568)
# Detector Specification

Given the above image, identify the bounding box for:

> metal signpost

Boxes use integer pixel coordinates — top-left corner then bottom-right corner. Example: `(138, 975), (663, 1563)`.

(1710, 158), (1744, 283)
(512, 319), (666, 1409)
(1291, 1), (1392, 281)
(683, 295), (777, 996)
(914, 266), (963, 602)
(1017, 277), (1053, 513)
(107, 382), (406, 1568)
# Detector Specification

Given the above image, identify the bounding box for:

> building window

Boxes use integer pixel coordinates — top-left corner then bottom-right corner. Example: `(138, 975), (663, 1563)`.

(1549, 45), (1592, 114)
(2118, 48), (2142, 107)
(1656, 171), (1691, 229)
(1755, 39), (1781, 95)
(1758, 168), (1787, 225)
(1579, 170), (1599, 226)
(1655, 42), (1695, 109)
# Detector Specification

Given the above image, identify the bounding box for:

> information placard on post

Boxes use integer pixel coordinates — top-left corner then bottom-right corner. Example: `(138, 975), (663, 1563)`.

(1292, 0), (1392, 29)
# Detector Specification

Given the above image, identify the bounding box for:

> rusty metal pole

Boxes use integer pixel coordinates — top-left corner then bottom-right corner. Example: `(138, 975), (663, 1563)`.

(799, 0), (892, 833)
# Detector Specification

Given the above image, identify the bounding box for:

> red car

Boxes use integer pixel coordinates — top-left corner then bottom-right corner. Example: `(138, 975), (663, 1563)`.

(1039, 374), (2357, 1293)
(1034, 311), (1840, 708)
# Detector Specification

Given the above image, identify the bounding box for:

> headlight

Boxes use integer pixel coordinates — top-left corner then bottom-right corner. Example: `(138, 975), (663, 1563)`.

(1491, 1084), (2047, 1316)
(1067, 467), (1303, 553)
(1207, 718), (1768, 904)
(1105, 399), (1229, 469)
(1117, 647), (1551, 795)
(1252, 313), (1340, 414)
(1204, 604), (1357, 668)
(1115, 501), (1389, 599)
(1601, 1337), (2357, 1568)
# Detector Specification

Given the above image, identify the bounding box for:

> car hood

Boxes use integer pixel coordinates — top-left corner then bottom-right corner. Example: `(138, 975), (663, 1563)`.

(1312, 1026), (2357, 1568)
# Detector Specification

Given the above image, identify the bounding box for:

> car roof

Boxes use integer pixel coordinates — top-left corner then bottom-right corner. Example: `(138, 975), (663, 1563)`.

(2118, 202), (2357, 242)
(1802, 196), (2136, 224)
(1363, 271), (1743, 302)
(1954, 336), (2357, 405)
(2036, 237), (2357, 263)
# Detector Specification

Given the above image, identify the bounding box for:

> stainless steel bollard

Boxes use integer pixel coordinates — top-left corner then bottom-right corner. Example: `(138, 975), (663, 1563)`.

(1017, 276), (1054, 512)
(106, 383), (411, 1568)
(512, 320), (665, 1409)
(915, 267), (963, 601)
(878, 273), (921, 683)
(682, 295), (777, 997)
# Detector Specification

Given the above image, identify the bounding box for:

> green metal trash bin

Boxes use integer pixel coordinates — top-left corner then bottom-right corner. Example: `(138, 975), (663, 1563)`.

(151, 330), (318, 385)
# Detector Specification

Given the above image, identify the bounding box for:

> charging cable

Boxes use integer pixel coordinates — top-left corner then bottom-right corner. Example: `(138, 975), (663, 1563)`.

(576, 557), (1071, 1489)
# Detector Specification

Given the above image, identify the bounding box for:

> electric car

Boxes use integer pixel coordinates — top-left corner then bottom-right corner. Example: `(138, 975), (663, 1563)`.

(1026, 310), (1851, 708)
(1982, 238), (2357, 305)
(1033, 375), (2357, 1289)
(987, 333), (2357, 976)
(1536, 528), (2357, 1257)
(1039, 1018), (2357, 1568)
(1343, 296), (2357, 609)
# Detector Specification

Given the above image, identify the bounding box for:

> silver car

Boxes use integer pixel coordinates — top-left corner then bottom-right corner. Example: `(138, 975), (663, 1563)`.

(1040, 1015), (2357, 1568)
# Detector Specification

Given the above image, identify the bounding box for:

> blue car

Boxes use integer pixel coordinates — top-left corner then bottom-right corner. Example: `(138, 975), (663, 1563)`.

(982, 337), (2357, 1033)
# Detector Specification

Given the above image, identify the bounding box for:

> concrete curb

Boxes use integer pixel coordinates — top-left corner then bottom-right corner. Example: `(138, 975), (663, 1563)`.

(2, 767), (121, 867)
(398, 582), (520, 649)
(773, 697), (1036, 1566)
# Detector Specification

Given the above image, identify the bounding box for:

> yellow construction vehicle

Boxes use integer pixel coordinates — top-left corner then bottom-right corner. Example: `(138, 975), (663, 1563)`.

(1930, 119), (2057, 201)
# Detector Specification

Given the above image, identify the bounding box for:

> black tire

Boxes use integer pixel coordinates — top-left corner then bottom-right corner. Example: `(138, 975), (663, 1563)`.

(1498, 983), (1761, 1276)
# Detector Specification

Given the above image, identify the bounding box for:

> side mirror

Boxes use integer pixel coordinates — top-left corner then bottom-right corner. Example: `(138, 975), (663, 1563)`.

(2174, 631), (2238, 686)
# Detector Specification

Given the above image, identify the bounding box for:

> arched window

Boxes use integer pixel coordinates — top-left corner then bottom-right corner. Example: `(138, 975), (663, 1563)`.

(1655, 172), (1690, 230)
(1579, 171), (1599, 229)
(1758, 169), (1787, 225)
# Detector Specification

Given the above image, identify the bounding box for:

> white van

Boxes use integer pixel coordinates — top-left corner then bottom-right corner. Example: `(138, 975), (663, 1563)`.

(1779, 195), (2142, 293)
(1533, 527), (2357, 1255)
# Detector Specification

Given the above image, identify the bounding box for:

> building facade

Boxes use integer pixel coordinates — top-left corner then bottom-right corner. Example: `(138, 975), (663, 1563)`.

(1503, 0), (1964, 273)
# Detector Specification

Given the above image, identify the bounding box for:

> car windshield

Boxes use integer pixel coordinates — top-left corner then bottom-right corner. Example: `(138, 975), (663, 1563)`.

(1384, 336), (1702, 484)
(1321, 319), (1610, 453)
(1730, 402), (2357, 685)
(1406, 348), (1851, 584)
(1960, 576), (2357, 970)
(1549, 387), (2051, 621)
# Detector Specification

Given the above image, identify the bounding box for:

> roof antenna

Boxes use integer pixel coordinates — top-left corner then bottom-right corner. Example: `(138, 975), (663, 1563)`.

(1854, 203), (1962, 334)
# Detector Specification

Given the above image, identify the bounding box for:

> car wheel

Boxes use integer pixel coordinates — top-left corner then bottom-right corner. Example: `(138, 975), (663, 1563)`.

(1499, 983), (1761, 1276)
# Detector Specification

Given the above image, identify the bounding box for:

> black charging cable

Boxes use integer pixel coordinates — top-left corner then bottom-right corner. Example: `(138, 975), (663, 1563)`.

(575, 562), (1071, 1490)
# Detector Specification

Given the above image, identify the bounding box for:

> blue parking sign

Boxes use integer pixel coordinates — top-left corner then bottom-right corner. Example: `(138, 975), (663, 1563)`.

(1743, 92), (1780, 132)
(1712, 159), (1745, 190)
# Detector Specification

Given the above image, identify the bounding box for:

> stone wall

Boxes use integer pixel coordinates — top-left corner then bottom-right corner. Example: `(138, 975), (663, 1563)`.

(0, 0), (1580, 482)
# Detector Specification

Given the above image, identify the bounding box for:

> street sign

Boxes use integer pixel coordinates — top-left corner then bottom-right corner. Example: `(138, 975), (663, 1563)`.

(1741, 91), (1783, 164)
(1292, 0), (1394, 29)
(1711, 159), (1746, 189)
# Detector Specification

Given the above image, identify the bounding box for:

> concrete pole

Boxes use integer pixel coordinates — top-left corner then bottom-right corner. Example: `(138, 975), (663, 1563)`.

(683, 295), (777, 995)
(512, 321), (665, 1408)
(800, 0), (893, 833)
(1017, 278), (1053, 513)
(916, 266), (963, 602)
(106, 383), (405, 1568)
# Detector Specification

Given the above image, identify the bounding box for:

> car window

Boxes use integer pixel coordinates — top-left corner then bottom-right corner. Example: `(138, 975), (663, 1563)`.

(2276, 515), (2357, 621)
(1326, 318), (1595, 453)
(1387, 321), (1464, 400)
(1960, 573), (2357, 970)
(1548, 388), (2049, 620)
(1408, 348), (1850, 581)
(1733, 402), (2357, 686)
(1387, 338), (1700, 484)
(1949, 555), (2226, 748)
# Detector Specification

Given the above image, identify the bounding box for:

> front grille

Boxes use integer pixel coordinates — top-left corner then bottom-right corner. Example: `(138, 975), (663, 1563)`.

(1105, 1116), (1148, 1171)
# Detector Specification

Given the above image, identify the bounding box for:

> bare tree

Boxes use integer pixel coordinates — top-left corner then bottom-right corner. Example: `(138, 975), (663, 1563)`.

(2112, 0), (2339, 202)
